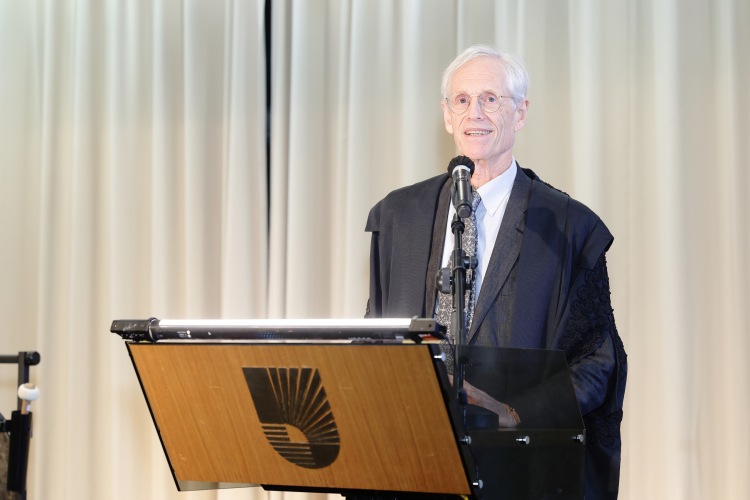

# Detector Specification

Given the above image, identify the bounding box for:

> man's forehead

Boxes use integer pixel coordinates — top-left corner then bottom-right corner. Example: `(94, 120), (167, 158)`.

(449, 57), (507, 94)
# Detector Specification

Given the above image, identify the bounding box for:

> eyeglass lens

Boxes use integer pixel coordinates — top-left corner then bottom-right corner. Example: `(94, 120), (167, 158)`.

(448, 93), (502, 113)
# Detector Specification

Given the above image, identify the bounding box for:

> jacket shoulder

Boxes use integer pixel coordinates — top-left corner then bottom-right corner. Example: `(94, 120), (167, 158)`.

(523, 168), (613, 268)
(365, 173), (448, 232)
(561, 191), (613, 268)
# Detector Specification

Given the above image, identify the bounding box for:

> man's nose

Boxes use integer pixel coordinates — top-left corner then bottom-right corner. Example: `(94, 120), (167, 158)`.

(467, 95), (485, 119)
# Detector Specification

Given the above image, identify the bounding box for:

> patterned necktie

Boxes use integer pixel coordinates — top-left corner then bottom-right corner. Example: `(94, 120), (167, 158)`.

(436, 190), (482, 348)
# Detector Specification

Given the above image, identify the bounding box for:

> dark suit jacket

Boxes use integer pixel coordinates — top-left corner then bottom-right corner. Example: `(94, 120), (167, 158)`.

(365, 167), (627, 499)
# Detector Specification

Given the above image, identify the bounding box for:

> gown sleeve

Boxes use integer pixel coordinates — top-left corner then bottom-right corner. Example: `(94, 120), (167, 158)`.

(558, 253), (628, 500)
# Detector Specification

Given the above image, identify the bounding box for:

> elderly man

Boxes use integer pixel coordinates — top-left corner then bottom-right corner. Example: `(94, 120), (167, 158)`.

(365, 45), (626, 499)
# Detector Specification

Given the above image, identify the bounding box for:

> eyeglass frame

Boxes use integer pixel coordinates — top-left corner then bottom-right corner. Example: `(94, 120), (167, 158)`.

(444, 92), (513, 114)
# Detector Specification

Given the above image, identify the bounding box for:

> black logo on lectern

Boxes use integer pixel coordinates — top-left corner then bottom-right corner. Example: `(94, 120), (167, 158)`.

(242, 367), (340, 469)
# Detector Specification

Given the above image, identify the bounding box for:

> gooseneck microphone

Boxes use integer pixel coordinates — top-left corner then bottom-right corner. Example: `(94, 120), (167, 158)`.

(447, 155), (475, 218)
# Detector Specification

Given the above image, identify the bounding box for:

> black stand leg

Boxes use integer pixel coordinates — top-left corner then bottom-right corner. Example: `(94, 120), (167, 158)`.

(0, 352), (40, 500)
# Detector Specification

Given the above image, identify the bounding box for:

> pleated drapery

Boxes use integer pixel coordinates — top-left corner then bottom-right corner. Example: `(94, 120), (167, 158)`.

(1, 1), (271, 499)
(0, 1), (748, 500)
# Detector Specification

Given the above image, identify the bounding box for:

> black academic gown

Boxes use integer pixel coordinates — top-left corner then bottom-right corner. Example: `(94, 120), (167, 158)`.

(365, 167), (627, 500)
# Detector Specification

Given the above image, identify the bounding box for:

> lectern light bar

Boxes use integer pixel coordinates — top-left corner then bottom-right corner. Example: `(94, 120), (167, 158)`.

(158, 318), (412, 328)
(110, 317), (444, 343)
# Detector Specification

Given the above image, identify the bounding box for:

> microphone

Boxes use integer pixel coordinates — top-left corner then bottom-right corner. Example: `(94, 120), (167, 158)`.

(447, 155), (475, 218)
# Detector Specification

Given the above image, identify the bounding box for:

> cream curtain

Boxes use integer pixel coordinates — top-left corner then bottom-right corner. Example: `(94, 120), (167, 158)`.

(1, 0), (749, 499)
(0, 0), (272, 499)
(269, 1), (750, 500)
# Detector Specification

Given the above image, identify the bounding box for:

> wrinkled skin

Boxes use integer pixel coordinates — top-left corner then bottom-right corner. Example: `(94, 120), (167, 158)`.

(441, 56), (529, 189)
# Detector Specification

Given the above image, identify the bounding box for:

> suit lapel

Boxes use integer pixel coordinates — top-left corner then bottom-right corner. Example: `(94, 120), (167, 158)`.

(424, 179), (453, 314)
(387, 174), (449, 317)
(468, 170), (532, 341)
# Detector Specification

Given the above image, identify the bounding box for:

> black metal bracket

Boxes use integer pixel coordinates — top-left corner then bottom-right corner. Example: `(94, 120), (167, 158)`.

(110, 318), (157, 342)
(0, 352), (41, 412)
(1, 351), (41, 498)
(406, 317), (447, 343)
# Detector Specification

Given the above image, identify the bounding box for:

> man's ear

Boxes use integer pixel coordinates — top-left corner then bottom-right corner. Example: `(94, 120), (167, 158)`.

(441, 100), (454, 134)
(514, 98), (529, 132)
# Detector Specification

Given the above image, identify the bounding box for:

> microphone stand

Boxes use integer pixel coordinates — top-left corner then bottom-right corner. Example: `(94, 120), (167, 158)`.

(451, 214), (467, 401)
(438, 212), (478, 402)
(436, 157), (480, 491)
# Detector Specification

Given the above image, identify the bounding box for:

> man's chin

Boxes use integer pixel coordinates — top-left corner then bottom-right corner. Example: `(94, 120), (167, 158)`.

(459, 151), (489, 164)
(457, 144), (493, 158)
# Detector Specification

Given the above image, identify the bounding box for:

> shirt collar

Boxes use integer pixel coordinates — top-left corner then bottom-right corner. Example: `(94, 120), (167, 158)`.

(475, 157), (517, 217)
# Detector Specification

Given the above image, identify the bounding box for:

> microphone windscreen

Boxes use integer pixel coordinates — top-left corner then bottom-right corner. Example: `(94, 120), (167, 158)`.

(447, 155), (475, 175)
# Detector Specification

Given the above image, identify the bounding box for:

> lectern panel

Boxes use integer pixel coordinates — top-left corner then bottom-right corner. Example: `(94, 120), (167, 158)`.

(128, 344), (469, 495)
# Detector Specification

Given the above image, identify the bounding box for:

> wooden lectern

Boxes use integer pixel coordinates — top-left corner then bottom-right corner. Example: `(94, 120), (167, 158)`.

(113, 318), (585, 499)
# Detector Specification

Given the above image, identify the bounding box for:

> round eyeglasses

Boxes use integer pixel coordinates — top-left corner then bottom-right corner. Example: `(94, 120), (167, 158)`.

(445, 92), (511, 114)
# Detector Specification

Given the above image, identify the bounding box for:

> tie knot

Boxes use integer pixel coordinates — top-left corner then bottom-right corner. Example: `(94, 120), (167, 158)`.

(472, 191), (482, 211)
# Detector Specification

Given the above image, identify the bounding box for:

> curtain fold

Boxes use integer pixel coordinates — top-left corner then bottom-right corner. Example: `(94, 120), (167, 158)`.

(269, 0), (458, 320)
(1, 0), (268, 499)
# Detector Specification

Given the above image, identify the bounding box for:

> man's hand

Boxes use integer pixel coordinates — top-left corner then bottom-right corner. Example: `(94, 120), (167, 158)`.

(448, 375), (520, 428)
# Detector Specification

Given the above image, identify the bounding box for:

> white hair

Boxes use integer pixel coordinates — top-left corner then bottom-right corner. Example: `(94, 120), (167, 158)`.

(441, 44), (530, 107)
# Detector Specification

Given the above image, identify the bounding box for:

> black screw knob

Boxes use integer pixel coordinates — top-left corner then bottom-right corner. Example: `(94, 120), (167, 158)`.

(435, 267), (451, 294)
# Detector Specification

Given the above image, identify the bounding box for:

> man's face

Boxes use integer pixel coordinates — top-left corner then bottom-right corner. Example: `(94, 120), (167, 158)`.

(441, 57), (528, 168)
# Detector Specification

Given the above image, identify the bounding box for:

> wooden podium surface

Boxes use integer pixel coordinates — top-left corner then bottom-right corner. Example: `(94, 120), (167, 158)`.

(129, 343), (470, 495)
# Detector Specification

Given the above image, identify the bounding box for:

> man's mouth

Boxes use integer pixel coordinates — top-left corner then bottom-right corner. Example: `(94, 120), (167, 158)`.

(464, 130), (491, 136)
